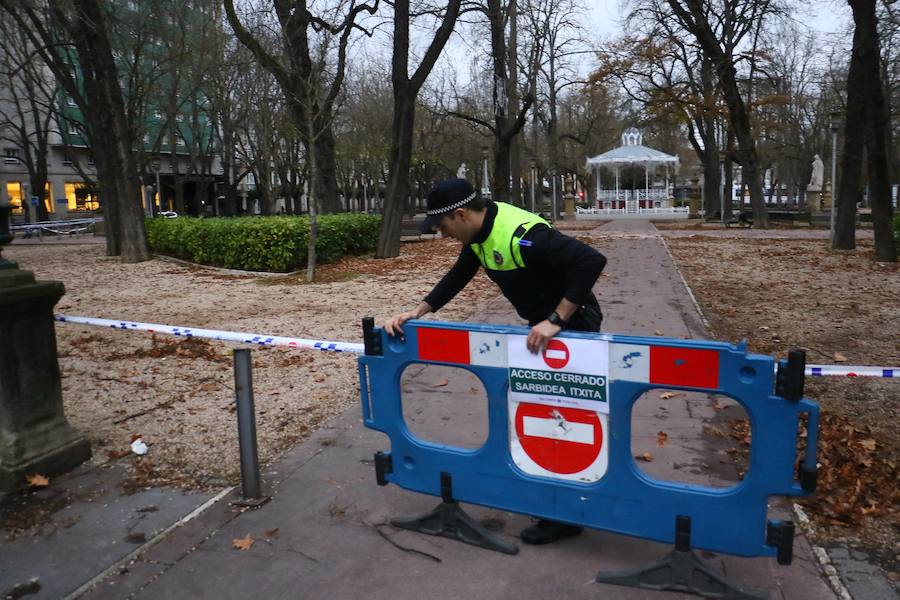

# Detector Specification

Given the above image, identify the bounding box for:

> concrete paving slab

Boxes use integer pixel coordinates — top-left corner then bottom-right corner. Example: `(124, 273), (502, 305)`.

(0, 462), (216, 599)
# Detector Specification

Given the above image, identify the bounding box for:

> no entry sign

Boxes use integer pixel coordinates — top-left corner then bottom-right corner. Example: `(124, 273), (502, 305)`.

(510, 402), (608, 482)
(508, 335), (610, 482)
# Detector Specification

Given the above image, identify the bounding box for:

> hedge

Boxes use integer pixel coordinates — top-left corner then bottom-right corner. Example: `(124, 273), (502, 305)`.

(145, 214), (382, 273)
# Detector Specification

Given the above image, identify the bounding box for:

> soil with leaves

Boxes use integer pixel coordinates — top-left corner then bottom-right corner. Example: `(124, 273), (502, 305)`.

(665, 234), (899, 576)
(4, 238), (497, 497)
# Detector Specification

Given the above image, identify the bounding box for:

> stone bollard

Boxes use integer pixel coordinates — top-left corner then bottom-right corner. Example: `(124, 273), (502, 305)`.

(0, 203), (91, 493)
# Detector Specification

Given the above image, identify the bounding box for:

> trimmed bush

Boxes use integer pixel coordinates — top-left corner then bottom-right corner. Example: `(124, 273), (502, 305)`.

(145, 214), (382, 272)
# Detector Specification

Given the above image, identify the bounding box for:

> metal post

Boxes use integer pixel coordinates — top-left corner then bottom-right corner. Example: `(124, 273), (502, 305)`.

(551, 172), (557, 221)
(829, 110), (840, 242)
(529, 158), (536, 213)
(154, 166), (161, 214)
(720, 159), (726, 226)
(233, 348), (266, 503)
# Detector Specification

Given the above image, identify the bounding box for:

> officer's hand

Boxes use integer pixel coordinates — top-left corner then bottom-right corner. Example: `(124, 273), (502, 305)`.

(527, 320), (562, 354)
(384, 311), (417, 337)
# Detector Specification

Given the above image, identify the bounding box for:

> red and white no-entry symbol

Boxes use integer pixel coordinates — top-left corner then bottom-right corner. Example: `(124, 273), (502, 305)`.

(513, 403), (603, 475)
(542, 339), (570, 369)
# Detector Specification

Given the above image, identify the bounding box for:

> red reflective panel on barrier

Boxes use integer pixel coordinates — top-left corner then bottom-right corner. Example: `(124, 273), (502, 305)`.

(649, 346), (719, 389)
(417, 327), (471, 365)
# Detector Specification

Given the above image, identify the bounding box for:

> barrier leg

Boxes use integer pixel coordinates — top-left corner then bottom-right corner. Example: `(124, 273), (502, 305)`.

(390, 472), (518, 555)
(596, 516), (768, 599)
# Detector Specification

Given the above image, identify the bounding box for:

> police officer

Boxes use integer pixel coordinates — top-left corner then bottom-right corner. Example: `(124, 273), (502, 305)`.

(385, 177), (607, 545)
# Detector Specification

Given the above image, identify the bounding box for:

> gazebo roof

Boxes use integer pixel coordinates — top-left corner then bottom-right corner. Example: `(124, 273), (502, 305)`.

(586, 128), (679, 169)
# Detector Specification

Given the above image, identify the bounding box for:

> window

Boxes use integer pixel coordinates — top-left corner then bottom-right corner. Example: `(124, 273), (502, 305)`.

(66, 95), (77, 107)
(68, 122), (79, 135)
(176, 137), (185, 148)
(4, 148), (19, 163)
(6, 182), (23, 215)
(65, 182), (97, 211)
(62, 151), (73, 166)
(43, 182), (54, 214)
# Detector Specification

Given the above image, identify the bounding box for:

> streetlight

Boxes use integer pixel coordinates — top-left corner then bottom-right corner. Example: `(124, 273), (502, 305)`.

(481, 146), (490, 199)
(829, 110), (841, 241)
(529, 156), (537, 213)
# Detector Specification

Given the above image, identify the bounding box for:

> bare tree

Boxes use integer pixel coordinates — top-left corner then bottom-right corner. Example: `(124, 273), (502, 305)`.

(225, 0), (378, 216)
(0, 21), (57, 222)
(0, 0), (149, 261)
(834, 0), (896, 262)
(375, 0), (461, 259)
(663, 0), (777, 227)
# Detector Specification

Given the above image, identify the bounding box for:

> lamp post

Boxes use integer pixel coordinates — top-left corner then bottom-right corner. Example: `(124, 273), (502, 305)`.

(719, 157), (726, 226)
(152, 161), (161, 214)
(481, 146), (490, 199)
(829, 110), (841, 241)
(529, 156), (536, 213)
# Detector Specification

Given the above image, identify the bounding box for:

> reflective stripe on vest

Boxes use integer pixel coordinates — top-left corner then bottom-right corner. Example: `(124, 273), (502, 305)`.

(470, 203), (550, 271)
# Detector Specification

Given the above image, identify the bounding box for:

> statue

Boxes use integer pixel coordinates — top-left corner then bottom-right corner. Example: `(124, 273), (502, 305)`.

(807, 154), (824, 191)
(456, 162), (468, 179)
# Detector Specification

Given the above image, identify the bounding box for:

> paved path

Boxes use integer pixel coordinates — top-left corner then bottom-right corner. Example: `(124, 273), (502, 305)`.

(2, 219), (842, 600)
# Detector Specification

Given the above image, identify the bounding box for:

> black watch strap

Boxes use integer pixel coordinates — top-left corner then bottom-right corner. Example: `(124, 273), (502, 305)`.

(547, 311), (568, 327)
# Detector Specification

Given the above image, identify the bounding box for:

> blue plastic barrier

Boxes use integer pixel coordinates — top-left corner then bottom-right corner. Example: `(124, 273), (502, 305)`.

(358, 318), (818, 562)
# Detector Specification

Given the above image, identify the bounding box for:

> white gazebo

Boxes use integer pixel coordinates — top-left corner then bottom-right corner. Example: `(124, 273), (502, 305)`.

(583, 128), (682, 217)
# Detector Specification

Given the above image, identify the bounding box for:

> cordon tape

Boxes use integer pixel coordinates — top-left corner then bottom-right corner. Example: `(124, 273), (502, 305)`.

(54, 314), (897, 377)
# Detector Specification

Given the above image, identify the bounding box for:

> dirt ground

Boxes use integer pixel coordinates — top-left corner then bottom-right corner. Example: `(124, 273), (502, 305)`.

(664, 234), (899, 573)
(4, 238), (498, 493)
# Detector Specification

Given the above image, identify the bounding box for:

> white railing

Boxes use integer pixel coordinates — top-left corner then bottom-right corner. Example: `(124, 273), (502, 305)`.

(576, 206), (689, 217)
(635, 189), (669, 200)
(639, 207), (689, 214)
(11, 217), (101, 240)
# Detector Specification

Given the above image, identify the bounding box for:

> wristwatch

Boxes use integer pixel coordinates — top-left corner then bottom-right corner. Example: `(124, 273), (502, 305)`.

(547, 311), (568, 327)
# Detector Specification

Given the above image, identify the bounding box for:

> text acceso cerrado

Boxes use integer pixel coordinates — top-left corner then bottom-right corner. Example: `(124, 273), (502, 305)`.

(508, 368), (607, 401)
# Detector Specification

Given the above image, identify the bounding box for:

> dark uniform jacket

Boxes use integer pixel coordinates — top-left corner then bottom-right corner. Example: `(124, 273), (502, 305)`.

(424, 201), (607, 327)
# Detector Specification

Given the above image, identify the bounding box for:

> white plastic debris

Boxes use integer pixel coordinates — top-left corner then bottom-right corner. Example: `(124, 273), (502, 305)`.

(130, 438), (149, 455)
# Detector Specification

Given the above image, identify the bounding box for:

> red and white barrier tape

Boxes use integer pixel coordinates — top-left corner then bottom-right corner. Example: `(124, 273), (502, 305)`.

(54, 315), (898, 377)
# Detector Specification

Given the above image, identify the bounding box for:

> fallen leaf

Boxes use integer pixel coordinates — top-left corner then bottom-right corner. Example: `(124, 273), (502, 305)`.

(199, 382), (219, 392)
(635, 452), (654, 462)
(232, 533), (254, 550)
(654, 329), (664, 336)
(834, 352), (848, 362)
(858, 439), (876, 451)
(432, 378), (449, 387)
(659, 391), (684, 400)
(264, 528), (280, 539)
(657, 431), (668, 448)
(26, 473), (49, 487)
(106, 449), (129, 460)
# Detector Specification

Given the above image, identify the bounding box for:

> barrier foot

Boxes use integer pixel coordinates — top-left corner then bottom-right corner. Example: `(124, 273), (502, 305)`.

(390, 472), (518, 555)
(390, 501), (519, 555)
(596, 516), (768, 599)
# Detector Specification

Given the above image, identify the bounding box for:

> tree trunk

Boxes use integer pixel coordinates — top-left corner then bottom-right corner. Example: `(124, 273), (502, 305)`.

(306, 116), (319, 282)
(75, 0), (148, 261)
(838, 0), (895, 261)
(377, 92), (415, 259)
(375, 0), (460, 258)
(313, 117), (339, 214)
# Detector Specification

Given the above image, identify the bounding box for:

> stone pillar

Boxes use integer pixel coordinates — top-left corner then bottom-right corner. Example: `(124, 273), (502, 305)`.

(0, 205), (91, 492)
